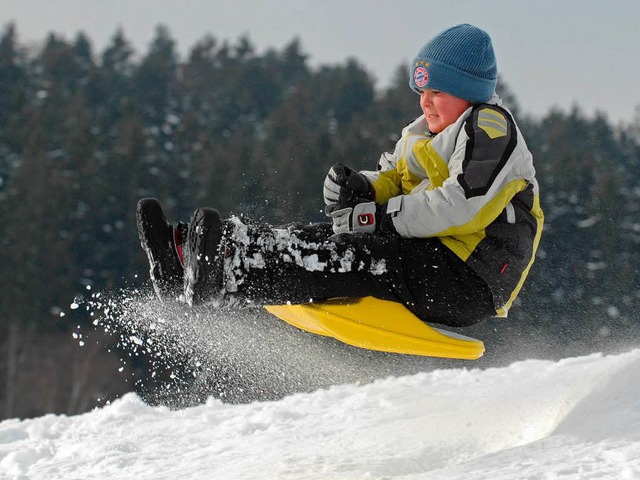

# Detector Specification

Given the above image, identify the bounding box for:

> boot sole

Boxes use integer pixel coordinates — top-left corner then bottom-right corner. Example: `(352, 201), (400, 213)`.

(184, 208), (223, 306)
(136, 198), (184, 300)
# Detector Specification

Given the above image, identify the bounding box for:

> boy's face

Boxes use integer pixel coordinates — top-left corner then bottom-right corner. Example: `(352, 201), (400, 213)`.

(419, 89), (472, 134)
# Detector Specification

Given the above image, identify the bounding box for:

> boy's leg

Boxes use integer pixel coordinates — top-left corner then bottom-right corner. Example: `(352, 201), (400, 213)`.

(183, 213), (405, 307)
(225, 221), (495, 326)
(399, 239), (496, 327)
(228, 222), (405, 306)
(183, 210), (495, 327)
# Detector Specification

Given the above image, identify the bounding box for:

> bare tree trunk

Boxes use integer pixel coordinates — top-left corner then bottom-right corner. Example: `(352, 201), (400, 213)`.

(67, 341), (99, 414)
(4, 322), (19, 418)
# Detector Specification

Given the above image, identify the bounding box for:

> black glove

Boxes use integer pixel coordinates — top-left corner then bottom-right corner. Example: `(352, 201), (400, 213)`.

(323, 163), (375, 214)
(328, 201), (396, 235)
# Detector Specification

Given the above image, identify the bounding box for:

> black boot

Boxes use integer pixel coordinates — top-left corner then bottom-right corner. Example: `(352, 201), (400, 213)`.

(183, 207), (225, 306)
(136, 198), (186, 301)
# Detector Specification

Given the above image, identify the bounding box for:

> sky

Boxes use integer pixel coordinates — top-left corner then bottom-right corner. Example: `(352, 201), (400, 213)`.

(3, 0), (639, 125)
(2, 348), (640, 478)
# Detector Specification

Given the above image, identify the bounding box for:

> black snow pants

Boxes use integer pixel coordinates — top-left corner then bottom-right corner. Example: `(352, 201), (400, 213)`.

(217, 219), (495, 328)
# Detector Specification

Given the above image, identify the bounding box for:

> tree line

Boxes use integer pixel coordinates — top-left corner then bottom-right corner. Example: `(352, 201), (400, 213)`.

(1, 22), (639, 419)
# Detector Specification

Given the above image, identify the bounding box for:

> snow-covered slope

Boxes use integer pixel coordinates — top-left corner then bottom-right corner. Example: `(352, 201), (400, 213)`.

(2, 349), (640, 479)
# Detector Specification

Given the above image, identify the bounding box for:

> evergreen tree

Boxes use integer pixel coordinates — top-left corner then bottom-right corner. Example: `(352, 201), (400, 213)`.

(0, 23), (28, 134)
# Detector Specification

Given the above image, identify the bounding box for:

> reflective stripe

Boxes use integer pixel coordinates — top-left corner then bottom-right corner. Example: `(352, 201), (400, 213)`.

(506, 202), (516, 224)
(478, 108), (508, 139)
(496, 192), (545, 317)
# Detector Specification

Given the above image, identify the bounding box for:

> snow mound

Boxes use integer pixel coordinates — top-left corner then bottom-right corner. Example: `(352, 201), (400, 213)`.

(2, 349), (640, 479)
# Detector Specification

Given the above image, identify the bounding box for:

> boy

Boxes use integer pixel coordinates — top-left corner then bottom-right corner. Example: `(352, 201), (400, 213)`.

(137, 24), (543, 327)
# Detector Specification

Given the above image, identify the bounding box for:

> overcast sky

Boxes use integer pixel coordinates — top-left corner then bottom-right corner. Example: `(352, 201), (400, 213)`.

(4, 0), (639, 124)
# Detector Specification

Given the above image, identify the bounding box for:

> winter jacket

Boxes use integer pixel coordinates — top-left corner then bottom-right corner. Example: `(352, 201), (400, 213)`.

(361, 94), (544, 317)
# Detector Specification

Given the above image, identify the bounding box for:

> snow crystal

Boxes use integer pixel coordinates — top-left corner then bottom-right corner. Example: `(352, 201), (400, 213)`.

(301, 254), (326, 271)
(370, 259), (387, 275)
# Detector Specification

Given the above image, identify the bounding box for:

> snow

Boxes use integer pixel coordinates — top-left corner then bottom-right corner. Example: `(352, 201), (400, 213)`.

(1, 289), (639, 479)
(2, 346), (640, 479)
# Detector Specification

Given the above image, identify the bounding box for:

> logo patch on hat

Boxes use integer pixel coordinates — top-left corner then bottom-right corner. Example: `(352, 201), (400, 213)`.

(413, 66), (428, 88)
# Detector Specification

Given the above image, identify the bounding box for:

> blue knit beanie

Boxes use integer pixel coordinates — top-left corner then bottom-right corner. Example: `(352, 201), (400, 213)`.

(409, 24), (497, 103)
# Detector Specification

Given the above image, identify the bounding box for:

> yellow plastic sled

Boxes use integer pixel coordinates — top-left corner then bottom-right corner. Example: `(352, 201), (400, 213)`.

(264, 296), (484, 360)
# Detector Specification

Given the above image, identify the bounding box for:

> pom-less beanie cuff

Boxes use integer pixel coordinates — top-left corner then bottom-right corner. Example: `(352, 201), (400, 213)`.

(411, 58), (496, 103)
(409, 24), (498, 104)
